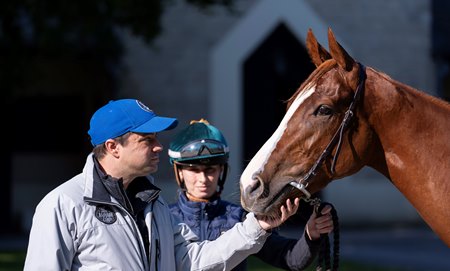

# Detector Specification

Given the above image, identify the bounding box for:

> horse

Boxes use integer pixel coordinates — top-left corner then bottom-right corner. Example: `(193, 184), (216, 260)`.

(239, 28), (450, 246)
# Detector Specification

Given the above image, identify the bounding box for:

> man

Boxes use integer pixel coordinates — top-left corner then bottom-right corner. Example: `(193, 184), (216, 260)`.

(24, 99), (299, 270)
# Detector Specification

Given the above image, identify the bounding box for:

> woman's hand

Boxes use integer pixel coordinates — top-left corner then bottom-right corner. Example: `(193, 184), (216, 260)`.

(256, 198), (300, 230)
(306, 205), (334, 240)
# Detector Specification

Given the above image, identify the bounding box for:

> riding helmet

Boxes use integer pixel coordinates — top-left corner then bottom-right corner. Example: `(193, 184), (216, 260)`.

(168, 119), (229, 192)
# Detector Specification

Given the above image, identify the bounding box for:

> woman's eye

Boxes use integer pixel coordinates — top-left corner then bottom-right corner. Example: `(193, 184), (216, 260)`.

(315, 105), (333, 116)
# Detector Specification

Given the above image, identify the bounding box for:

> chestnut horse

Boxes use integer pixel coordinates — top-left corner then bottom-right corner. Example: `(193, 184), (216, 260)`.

(240, 28), (450, 246)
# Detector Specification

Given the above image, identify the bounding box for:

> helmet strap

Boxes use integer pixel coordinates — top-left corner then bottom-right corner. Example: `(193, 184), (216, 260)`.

(217, 163), (228, 194)
(173, 163), (185, 189)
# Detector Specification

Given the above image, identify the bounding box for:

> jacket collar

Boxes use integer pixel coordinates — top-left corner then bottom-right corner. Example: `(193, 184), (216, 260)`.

(177, 190), (221, 216)
(82, 154), (161, 210)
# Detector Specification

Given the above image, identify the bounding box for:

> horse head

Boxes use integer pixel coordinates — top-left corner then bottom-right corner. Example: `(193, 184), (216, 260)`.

(240, 28), (378, 218)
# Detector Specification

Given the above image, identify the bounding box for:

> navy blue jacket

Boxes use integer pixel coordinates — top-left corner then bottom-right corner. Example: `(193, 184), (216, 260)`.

(169, 191), (321, 270)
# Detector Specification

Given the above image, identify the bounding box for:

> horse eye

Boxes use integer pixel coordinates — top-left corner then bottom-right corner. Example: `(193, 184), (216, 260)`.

(315, 105), (334, 116)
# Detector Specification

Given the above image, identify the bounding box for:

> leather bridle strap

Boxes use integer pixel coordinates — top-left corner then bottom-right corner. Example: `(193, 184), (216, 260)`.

(290, 63), (366, 198)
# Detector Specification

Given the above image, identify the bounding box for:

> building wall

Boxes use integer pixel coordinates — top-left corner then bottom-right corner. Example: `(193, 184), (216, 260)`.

(306, 0), (434, 94)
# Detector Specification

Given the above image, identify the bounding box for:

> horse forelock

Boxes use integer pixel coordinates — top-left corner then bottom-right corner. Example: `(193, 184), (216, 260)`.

(287, 61), (336, 108)
(240, 84), (317, 189)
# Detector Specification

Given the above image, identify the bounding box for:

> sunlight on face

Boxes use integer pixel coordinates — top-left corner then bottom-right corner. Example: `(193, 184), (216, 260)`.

(121, 133), (163, 177)
(180, 164), (222, 200)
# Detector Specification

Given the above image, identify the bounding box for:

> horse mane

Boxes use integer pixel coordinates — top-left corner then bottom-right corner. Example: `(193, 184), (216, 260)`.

(369, 66), (450, 109)
(288, 62), (450, 111)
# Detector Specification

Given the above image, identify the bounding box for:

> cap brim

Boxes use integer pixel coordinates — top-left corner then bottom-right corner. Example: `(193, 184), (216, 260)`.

(132, 116), (178, 133)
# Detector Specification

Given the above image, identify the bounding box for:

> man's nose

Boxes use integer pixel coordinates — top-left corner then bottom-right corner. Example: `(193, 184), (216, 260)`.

(153, 140), (163, 152)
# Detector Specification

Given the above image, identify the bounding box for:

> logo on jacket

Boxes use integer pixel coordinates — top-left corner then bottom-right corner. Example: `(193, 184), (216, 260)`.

(95, 206), (117, 224)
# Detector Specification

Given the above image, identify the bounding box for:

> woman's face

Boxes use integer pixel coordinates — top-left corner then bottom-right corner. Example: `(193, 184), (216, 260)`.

(179, 164), (223, 200)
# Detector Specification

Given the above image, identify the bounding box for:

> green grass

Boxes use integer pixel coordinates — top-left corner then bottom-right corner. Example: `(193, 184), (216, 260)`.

(0, 250), (406, 271)
(0, 251), (26, 271)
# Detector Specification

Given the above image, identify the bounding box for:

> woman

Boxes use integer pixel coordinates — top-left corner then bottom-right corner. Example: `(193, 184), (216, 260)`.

(168, 119), (334, 271)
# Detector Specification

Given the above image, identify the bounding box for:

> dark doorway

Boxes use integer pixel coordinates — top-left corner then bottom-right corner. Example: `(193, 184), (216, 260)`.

(432, 0), (450, 102)
(242, 23), (317, 225)
(243, 23), (315, 165)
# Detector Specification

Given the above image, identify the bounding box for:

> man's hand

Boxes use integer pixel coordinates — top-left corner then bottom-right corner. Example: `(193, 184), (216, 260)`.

(256, 198), (300, 230)
(306, 205), (334, 240)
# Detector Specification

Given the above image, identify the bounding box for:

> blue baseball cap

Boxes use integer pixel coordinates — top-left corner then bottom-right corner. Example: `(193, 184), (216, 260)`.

(88, 99), (178, 146)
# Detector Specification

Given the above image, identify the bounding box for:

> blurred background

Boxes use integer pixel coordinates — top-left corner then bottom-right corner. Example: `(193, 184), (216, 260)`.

(1, 0), (449, 269)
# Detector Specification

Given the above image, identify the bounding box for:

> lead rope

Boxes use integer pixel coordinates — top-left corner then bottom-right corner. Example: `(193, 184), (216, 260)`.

(304, 198), (340, 271)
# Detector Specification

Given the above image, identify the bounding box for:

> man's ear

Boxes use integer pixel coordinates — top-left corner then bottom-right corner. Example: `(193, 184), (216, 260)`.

(104, 139), (120, 157)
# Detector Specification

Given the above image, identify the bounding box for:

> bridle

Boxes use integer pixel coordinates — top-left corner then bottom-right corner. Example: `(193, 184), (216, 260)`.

(290, 63), (366, 199)
(289, 62), (365, 271)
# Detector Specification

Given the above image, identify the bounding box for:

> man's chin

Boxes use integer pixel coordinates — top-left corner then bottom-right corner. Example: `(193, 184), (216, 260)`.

(146, 166), (158, 175)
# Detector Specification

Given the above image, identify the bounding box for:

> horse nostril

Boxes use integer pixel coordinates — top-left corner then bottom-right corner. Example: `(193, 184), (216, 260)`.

(246, 174), (264, 199)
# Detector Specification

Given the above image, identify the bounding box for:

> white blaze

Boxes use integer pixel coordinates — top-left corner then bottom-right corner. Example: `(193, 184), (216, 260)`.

(240, 85), (316, 190)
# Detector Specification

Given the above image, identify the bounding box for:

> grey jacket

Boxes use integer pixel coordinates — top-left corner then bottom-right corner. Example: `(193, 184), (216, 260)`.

(24, 154), (269, 271)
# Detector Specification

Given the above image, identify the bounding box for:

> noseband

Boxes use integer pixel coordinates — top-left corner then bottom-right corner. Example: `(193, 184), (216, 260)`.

(290, 63), (366, 199)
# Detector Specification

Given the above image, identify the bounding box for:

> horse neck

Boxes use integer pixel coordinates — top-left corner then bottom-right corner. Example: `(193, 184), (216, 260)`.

(363, 68), (450, 245)
(364, 68), (450, 181)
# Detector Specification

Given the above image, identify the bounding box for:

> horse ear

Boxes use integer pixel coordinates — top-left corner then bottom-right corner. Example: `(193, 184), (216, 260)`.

(306, 28), (331, 67)
(328, 28), (355, 71)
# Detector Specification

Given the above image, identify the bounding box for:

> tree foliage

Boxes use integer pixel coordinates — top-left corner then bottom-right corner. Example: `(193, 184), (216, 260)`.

(0, 0), (233, 99)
